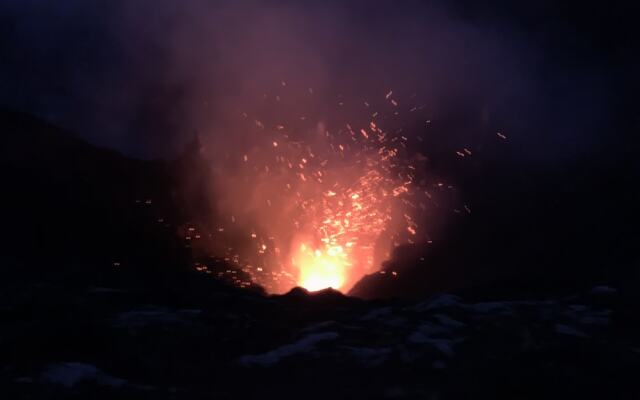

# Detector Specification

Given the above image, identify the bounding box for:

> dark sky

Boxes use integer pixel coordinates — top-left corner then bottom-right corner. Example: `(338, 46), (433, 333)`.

(1, 0), (637, 160)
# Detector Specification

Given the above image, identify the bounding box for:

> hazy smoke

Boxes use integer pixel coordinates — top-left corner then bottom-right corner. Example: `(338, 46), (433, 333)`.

(0, 0), (611, 160)
(0, 0), (618, 291)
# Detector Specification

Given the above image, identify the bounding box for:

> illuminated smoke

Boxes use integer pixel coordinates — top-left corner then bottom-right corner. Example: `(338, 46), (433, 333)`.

(206, 88), (439, 293)
(2, 1), (612, 292)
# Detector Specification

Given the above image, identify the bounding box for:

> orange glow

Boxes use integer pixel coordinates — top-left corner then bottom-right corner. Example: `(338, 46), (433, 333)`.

(293, 243), (347, 291)
(199, 89), (438, 294)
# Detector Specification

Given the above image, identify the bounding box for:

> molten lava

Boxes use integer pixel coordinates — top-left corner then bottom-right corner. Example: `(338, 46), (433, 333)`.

(198, 88), (441, 294)
(293, 243), (347, 291)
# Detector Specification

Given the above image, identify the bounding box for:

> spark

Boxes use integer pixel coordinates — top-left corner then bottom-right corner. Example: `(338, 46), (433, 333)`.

(199, 88), (439, 293)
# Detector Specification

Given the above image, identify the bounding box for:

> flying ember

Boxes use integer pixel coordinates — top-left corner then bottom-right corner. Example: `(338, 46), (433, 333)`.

(203, 87), (436, 294)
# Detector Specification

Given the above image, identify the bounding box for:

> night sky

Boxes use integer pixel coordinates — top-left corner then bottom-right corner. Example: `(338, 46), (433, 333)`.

(2, 0), (636, 160)
(2, 2), (640, 398)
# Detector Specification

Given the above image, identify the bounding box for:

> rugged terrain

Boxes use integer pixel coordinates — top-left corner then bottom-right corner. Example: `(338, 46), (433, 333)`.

(2, 281), (639, 399)
(2, 110), (639, 399)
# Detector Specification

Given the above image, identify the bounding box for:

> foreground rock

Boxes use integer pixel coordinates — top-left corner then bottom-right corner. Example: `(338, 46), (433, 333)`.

(1, 281), (639, 399)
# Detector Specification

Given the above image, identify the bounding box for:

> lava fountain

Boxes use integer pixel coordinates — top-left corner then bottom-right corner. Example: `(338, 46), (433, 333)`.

(292, 242), (347, 291)
(204, 88), (435, 294)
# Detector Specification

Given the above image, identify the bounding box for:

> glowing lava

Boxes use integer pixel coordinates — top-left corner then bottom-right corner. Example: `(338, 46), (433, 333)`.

(293, 243), (347, 291)
(197, 88), (440, 294)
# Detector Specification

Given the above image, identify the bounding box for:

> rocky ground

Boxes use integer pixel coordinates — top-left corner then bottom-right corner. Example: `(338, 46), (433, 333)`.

(2, 279), (639, 399)
(2, 111), (639, 399)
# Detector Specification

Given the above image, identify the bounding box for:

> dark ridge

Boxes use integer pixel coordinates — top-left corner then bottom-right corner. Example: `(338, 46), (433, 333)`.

(0, 109), (220, 291)
(350, 155), (640, 300)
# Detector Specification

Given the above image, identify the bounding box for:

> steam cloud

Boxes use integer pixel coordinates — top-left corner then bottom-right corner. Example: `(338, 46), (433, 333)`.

(0, 0), (615, 292)
(1, 0), (610, 159)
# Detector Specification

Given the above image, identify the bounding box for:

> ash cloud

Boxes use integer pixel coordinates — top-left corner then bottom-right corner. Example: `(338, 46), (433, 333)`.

(0, 0), (617, 161)
(1, 0), (636, 295)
